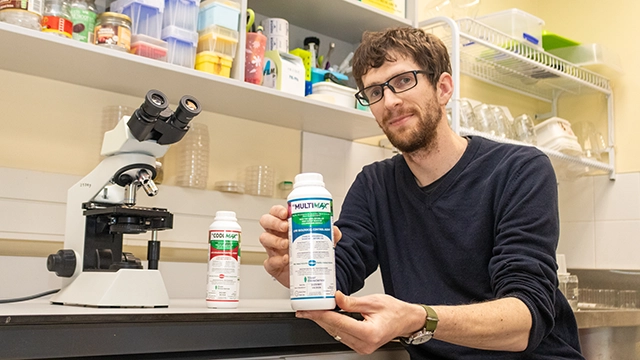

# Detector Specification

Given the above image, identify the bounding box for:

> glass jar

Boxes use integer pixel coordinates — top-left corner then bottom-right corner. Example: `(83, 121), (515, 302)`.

(94, 11), (131, 51)
(41, 0), (72, 38)
(0, 8), (41, 30)
(69, 0), (96, 43)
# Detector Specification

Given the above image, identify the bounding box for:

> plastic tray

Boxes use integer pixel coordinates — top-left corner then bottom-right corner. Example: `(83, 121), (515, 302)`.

(311, 81), (356, 109)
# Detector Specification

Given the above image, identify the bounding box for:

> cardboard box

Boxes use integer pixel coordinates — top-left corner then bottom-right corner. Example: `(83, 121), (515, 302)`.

(263, 50), (306, 96)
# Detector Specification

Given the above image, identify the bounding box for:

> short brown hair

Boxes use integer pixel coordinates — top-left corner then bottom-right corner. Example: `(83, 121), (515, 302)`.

(352, 27), (452, 91)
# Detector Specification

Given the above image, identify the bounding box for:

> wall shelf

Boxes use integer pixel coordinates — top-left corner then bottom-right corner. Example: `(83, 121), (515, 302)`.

(0, 22), (381, 141)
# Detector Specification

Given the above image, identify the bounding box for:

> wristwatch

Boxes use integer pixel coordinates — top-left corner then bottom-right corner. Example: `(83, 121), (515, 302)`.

(400, 304), (438, 345)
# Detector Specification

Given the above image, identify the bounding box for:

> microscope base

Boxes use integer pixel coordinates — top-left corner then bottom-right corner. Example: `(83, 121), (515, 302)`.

(51, 269), (169, 308)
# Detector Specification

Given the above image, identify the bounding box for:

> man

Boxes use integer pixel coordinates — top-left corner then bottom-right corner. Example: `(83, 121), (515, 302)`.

(259, 27), (583, 359)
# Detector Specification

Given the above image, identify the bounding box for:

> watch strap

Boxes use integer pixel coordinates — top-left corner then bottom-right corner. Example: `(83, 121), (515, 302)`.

(420, 304), (438, 333)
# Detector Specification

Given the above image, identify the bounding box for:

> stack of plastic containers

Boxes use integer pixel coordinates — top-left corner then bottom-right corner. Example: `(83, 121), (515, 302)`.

(195, 0), (240, 77)
(111, 0), (168, 61)
(162, 0), (200, 68)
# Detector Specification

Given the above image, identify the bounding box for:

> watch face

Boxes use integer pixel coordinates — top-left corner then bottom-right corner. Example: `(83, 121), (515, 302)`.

(403, 330), (433, 345)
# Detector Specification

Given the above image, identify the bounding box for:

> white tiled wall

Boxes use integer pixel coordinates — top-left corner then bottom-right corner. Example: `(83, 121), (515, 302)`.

(558, 172), (640, 270)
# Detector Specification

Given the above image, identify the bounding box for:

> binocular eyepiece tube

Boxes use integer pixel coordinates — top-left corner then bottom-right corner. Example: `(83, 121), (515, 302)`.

(128, 90), (202, 144)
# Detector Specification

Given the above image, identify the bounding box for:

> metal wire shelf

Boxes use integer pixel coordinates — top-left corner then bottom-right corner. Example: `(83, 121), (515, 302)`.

(423, 18), (612, 102)
(460, 128), (614, 177)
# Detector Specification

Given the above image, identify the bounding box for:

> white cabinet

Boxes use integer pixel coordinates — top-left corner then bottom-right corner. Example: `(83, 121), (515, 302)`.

(421, 17), (616, 179)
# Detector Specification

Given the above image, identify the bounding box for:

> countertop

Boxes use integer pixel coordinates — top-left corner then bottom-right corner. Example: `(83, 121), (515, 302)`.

(1, 298), (639, 359)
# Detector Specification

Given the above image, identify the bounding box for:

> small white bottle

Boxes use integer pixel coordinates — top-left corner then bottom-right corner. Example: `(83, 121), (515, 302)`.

(288, 173), (336, 310)
(206, 211), (241, 309)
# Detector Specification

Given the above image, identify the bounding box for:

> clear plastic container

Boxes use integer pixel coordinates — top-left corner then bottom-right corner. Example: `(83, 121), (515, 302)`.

(244, 165), (275, 197)
(197, 0), (239, 32)
(173, 122), (209, 189)
(311, 82), (356, 109)
(558, 273), (579, 311)
(131, 33), (168, 60)
(548, 44), (623, 78)
(195, 51), (233, 77)
(41, 0), (73, 38)
(161, 24), (197, 67)
(0, 9), (42, 30)
(163, 0), (199, 31)
(112, 0), (163, 38)
(69, 0), (96, 43)
(196, 24), (238, 58)
(477, 8), (545, 49)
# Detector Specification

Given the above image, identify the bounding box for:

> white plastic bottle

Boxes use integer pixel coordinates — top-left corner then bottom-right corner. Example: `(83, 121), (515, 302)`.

(288, 173), (336, 310)
(206, 211), (241, 309)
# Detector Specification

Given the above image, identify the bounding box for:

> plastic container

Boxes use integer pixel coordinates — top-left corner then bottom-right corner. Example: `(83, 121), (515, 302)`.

(244, 165), (275, 197)
(310, 68), (348, 84)
(288, 173), (336, 311)
(196, 24), (238, 58)
(163, 0), (199, 31)
(0, 9), (41, 30)
(195, 51), (232, 77)
(41, 0), (73, 38)
(69, 0), (96, 43)
(112, 0), (163, 38)
(311, 81), (356, 109)
(197, 0), (239, 32)
(213, 180), (244, 193)
(533, 117), (582, 156)
(477, 8), (545, 49)
(173, 122), (209, 189)
(161, 24), (197, 67)
(207, 210), (241, 309)
(130, 34), (167, 60)
(548, 44), (623, 78)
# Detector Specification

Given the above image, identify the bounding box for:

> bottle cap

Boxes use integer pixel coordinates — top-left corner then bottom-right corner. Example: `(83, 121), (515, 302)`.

(214, 211), (237, 221)
(293, 173), (324, 188)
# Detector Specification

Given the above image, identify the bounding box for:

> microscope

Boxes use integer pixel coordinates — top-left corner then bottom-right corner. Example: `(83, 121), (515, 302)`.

(46, 90), (201, 308)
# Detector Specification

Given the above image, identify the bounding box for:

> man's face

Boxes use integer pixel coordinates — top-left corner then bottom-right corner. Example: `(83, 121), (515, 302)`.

(362, 54), (443, 154)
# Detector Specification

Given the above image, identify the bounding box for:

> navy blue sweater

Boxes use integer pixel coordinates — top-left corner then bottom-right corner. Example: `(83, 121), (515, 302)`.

(334, 136), (583, 359)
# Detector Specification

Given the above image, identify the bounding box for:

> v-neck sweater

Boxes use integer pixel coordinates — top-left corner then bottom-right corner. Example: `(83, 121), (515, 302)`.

(334, 136), (583, 359)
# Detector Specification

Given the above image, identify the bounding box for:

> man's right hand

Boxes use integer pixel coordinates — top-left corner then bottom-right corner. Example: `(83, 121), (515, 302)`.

(259, 205), (291, 287)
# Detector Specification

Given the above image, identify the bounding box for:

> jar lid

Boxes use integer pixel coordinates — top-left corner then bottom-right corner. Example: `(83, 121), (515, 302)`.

(99, 11), (131, 22)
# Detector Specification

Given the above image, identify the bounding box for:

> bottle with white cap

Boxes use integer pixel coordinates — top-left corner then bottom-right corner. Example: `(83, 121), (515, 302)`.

(206, 211), (241, 309)
(287, 173), (336, 310)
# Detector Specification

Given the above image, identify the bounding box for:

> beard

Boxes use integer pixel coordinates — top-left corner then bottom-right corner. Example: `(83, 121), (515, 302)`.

(380, 95), (442, 154)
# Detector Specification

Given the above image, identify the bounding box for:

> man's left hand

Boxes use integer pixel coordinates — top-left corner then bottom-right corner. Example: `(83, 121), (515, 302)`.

(296, 291), (426, 355)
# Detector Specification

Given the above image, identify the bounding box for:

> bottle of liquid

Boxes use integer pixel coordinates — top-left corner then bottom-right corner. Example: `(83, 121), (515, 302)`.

(206, 211), (241, 309)
(69, 0), (96, 43)
(287, 173), (336, 310)
(41, 0), (72, 38)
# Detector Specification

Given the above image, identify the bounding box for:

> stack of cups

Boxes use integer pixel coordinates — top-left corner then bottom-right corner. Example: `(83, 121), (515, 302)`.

(261, 17), (288, 53)
(245, 165), (275, 197)
(173, 122), (210, 189)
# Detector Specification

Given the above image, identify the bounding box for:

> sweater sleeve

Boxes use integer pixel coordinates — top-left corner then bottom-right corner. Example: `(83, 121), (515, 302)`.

(333, 170), (381, 295)
(489, 152), (560, 352)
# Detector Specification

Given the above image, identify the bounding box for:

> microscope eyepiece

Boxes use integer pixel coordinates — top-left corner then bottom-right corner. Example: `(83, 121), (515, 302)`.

(141, 90), (169, 118)
(172, 95), (202, 129)
(128, 90), (170, 141)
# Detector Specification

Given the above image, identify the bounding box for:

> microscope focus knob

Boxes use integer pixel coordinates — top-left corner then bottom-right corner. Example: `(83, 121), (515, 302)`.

(47, 250), (76, 277)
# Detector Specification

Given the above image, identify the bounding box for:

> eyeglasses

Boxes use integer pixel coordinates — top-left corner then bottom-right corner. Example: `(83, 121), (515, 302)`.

(355, 70), (431, 106)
